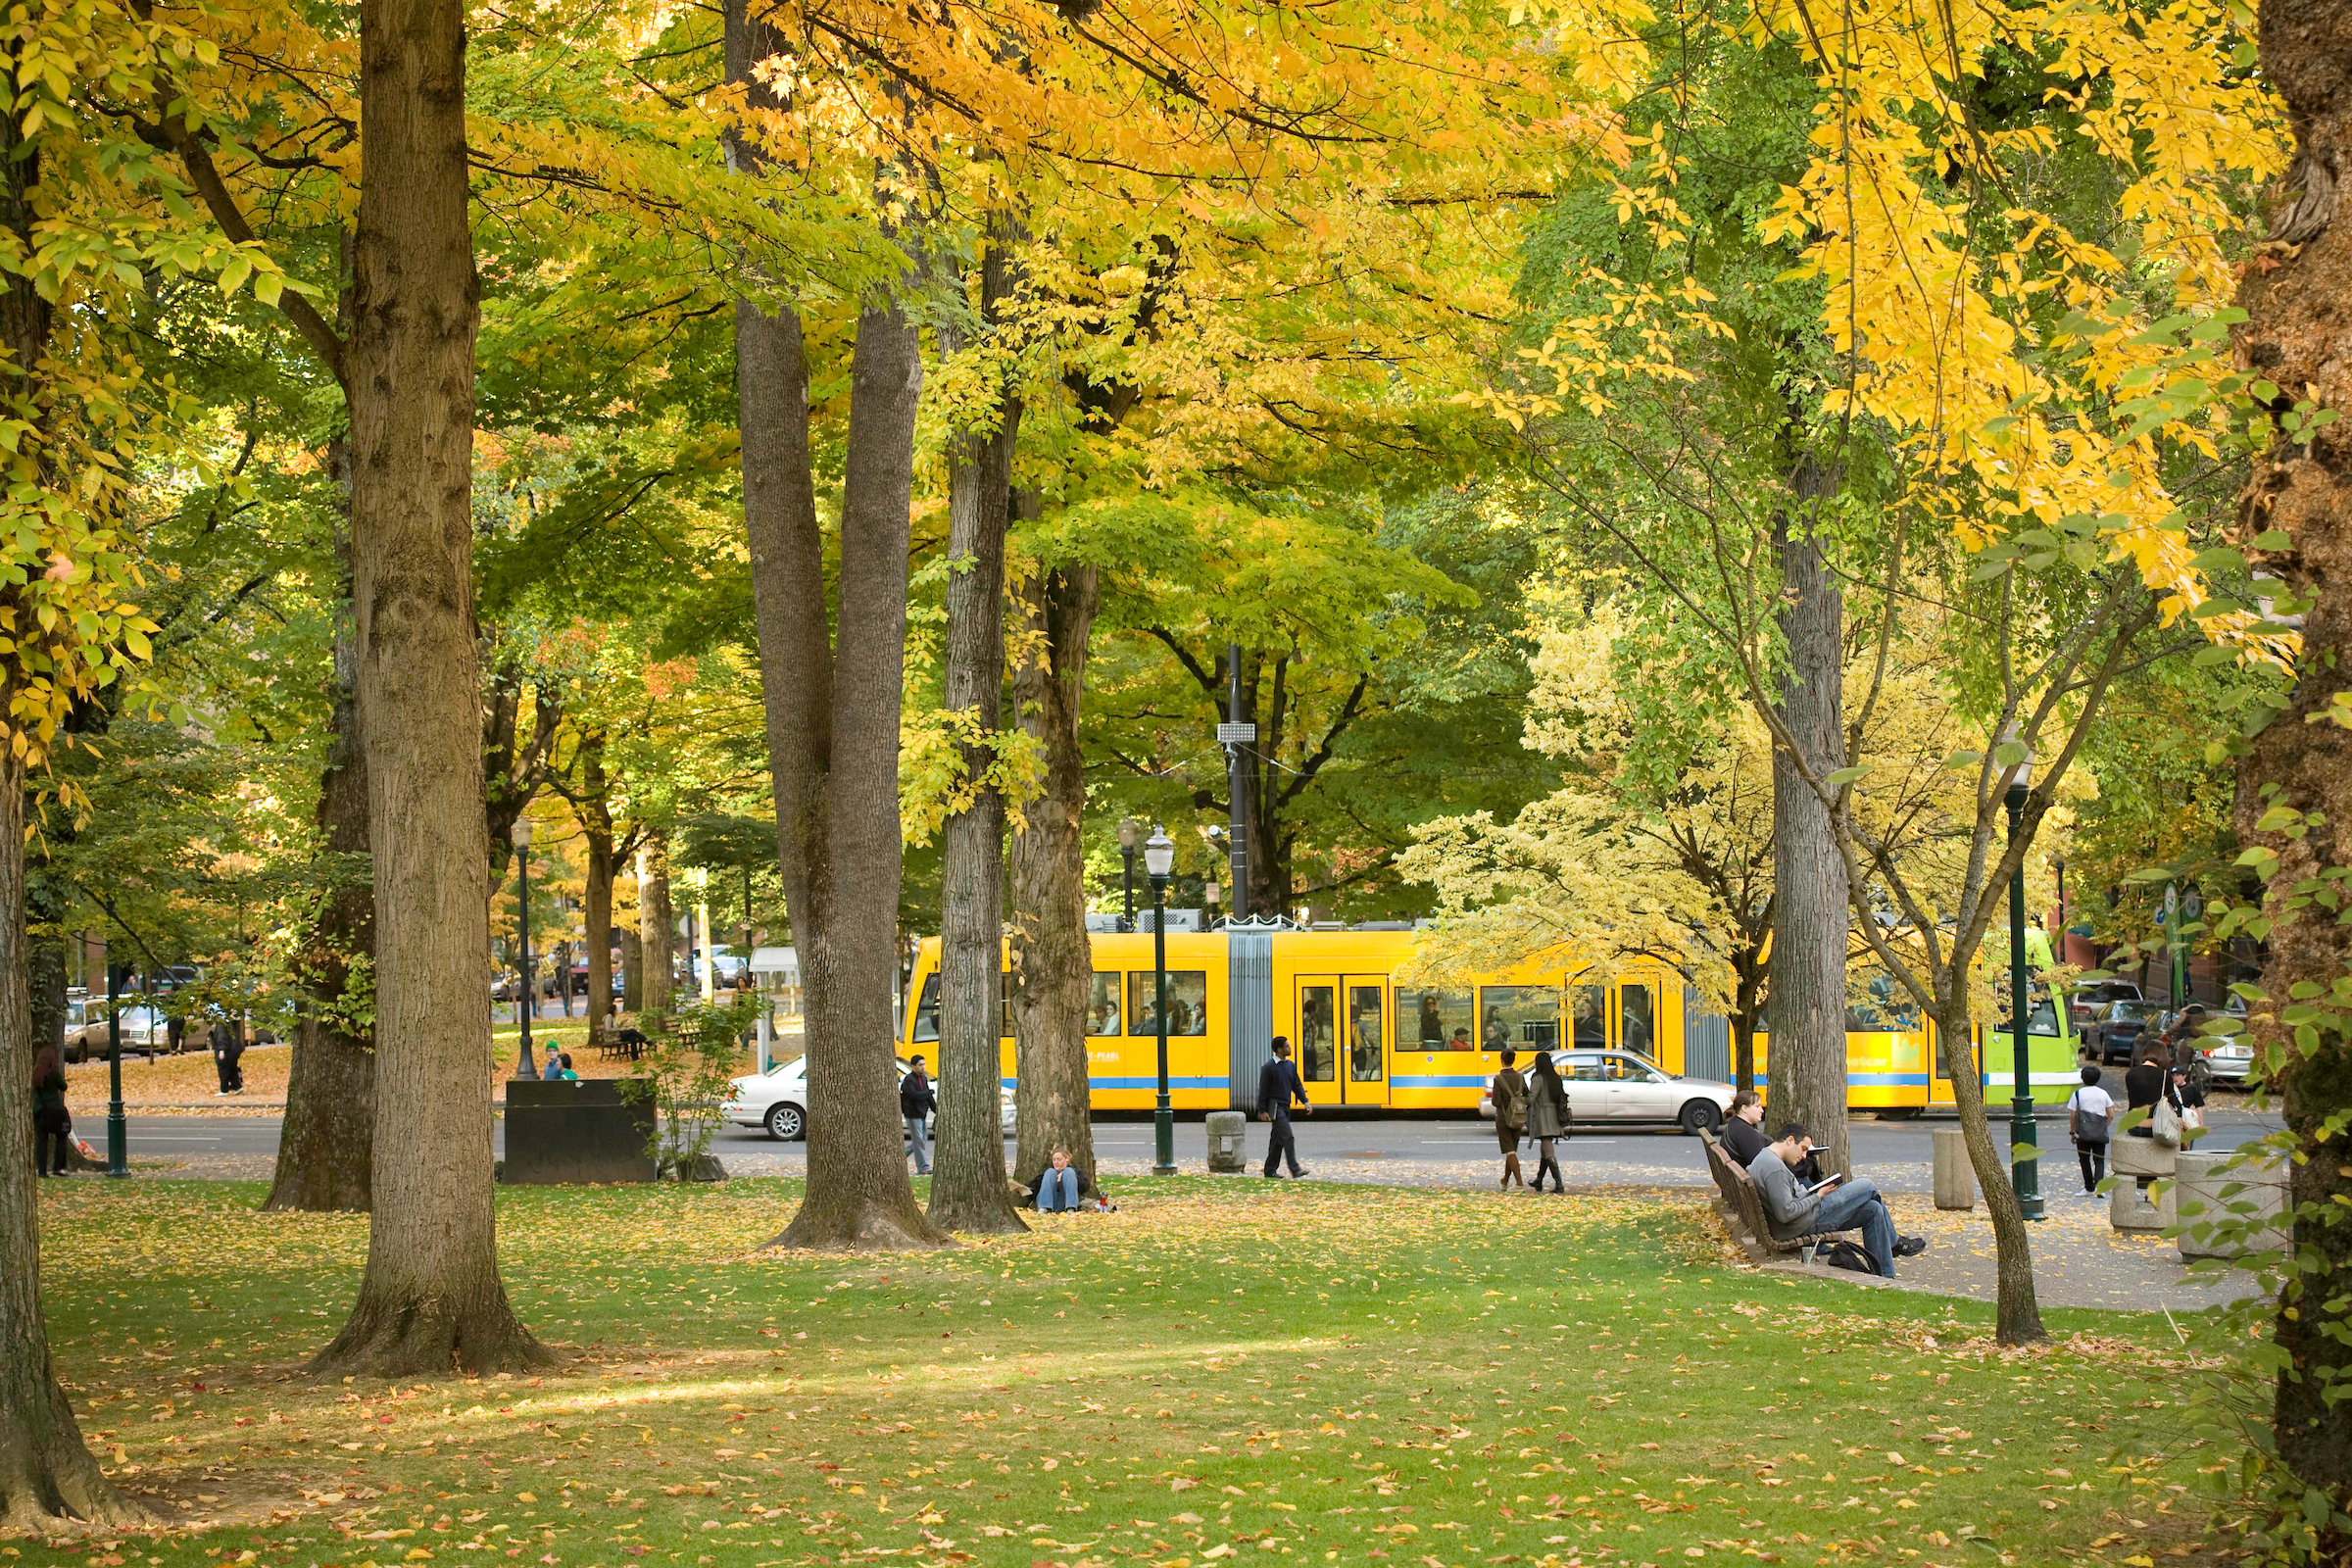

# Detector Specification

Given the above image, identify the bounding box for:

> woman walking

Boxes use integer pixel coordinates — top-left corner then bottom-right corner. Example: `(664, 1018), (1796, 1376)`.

(30, 1042), (70, 1177)
(1491, 1049), (1529, 1190)
(1525, 1050), (1570, 1194)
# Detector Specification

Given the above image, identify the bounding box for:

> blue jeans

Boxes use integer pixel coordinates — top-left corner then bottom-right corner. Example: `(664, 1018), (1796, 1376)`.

(1812, 1178), (1897, 1277)
(905, 1115), (930, 1175)
(1038, 1167), (1083, 1212)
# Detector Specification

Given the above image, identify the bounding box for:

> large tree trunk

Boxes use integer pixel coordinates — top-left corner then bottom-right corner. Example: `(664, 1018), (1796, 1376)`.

(1932, 996), (2044, 1345)
(638, 834), (674, 1020)
(1010, 559), (1101, 1187)
(928, 254), (1026, 1236)
(619, 925), (643, 1013)
(1769, 480), (1851, 1179)
(2232, 0), (2352, 1521)
(0, 748), (145, 1529)
(584, 830), (613, 1046)
(729, 0), (943, 1252)
(313, 0), (546, 1378)
(267, 528), (376, 1213)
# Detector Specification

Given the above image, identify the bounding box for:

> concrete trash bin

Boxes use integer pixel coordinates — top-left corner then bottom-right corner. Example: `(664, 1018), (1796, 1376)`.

(1205, 1110), (1247, 1173)
(504, 1078), (657, 1185)
(1933, 1128), (1976, 1210)
(2174, 1149), (2288, 1260)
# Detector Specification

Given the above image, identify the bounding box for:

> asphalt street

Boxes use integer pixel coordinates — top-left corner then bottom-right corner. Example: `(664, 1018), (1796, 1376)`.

(111, 1092), (2280, 1197)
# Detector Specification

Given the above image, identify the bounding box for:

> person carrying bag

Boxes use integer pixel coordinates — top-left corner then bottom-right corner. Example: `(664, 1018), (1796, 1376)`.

(2065, 1065), (2113, 1196)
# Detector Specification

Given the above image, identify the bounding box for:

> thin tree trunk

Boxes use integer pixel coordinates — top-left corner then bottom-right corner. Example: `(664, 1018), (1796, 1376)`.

(639, 834), (675, 1021)
(2231, 0), (2352, 1519)
(313, 0), (546, 1378)
(729, 0), (943, 1251)
(267, 514), (375, 1212)
(619, 925), (643, 1014)
(1933, 997), (2044, 1344)
(1770, 471), (1851, 1178)
(584, 832), (613, 1049)
(929, 243), (1026, 1235)
(1010, 559), (1101, 1187)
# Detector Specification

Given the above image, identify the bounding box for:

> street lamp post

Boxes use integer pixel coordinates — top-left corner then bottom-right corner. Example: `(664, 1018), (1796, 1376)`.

(2002, 735), (2044, 1221)
(1119, 817), (1140, 933)
(1146, 827), (1177, 1176)
(513, 818), (538, 1081)
(105, 961), (128, 1177)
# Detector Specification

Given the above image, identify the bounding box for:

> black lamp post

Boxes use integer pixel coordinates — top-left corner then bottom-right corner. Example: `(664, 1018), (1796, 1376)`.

(1119, 817), (1140, 933)
(513, 817), (538, 1080)
(105, 961), (128, 1177)
(2002, 732), (2044, 1220)
(1146, 826), (1177, 1176)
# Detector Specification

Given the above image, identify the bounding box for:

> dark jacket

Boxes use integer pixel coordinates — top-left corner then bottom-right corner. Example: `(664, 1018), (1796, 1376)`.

(1720, 1116), (1771, 1165)
(1257, 1056), (1308, 1118)
(2123, 1059), (2172, 1136)
(31, 1063), (66, 1117)
(900, 1069), (936, 1119)
(1490, 1065), (1529, 1131)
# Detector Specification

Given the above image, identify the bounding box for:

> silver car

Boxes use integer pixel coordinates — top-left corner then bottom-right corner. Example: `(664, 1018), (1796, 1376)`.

(723, 1057), (1016, 1142)
(1480, 1052), (1735, 1134)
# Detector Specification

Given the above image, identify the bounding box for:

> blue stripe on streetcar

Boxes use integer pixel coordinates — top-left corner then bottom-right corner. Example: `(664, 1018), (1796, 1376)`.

(1007, 1075), (1233, 1091)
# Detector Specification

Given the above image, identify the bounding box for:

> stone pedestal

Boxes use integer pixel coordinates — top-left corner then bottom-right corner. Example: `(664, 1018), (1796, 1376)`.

(2111, 1133), (2177, 1180)
(1933, 1128), (1976, 1210)
(2175, 1150), (2288, 1259)
(1205, 1109), (1248, 1173)
(2108, 1134), (2177, 1232)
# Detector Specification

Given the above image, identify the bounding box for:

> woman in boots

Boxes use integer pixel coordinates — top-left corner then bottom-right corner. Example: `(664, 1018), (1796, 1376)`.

(1526, 1050), (1570, 1193)
(1491, 1049), (1529, 1190)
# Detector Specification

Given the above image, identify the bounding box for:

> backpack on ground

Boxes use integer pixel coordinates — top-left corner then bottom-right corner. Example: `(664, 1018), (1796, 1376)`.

(1814, 1238), (1873, 1273)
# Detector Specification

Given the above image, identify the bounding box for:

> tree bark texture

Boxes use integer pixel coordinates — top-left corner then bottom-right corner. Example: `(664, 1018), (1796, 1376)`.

(638, 834), (675, 1021)
(619, 926), (643, 1014)
(314, 0), (546, 1378)
(1009, 558), (1101, 1187)
(1769, 491), (1851, 1180)
(584, 825), (614, 1046)
(267, 532), (376, 1213)
(2232, 0), (2352, 1519)
(0, 749), (146, 1530)
(928, 264), (1026, 1236)
(730, 0), (942, 1251)
(1933, 997), (2045, 1344)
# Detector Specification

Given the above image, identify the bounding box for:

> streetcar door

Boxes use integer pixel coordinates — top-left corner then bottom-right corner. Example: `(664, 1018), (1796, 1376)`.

(1294, 976), (1389, 1106)
(1297, 977), (1341, 1105)
(1344, 979), (1389, 1106)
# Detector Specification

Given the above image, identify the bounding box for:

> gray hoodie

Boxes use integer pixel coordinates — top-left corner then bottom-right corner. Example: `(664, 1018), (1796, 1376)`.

(1744, 1145), (1820, 1238)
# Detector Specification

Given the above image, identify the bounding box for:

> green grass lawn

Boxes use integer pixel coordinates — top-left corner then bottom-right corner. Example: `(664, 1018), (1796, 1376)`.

(23, 1178), (2230, 1568)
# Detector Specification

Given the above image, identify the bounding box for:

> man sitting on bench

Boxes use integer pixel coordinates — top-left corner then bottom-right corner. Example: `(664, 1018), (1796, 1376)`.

(1745, 1122), (1904, 1278)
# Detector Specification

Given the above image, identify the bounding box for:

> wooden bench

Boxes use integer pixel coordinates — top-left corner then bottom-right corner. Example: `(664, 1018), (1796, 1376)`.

(1699, 1128), (1847, 1258)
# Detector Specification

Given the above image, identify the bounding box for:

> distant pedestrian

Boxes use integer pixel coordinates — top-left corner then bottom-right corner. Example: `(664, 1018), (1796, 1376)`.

(1490, 1049), (1529, 1191)
(2066, 1064), (2113, 1195)
(1255, 1036), (1311, 1179)
(901, 1055), (936, 1176)
(30, 1043), (70, 1176)
(540, 1051), (564, 1081)
(557, 1052), (579, 1081)
(2123, 1044), (2172, 1139)
(1525, 1051), (1569, 1194)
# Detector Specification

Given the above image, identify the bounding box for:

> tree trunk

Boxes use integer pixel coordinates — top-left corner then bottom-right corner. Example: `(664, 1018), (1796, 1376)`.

(313, 0), (546, 1379)
(584, 827), (613, 1046)
(1932, 996), (2045, 1345)
(928, 252), (1026, 1236)
(619, 925), (643, 1014)
(1010, 559), (1101, 1186)
(729, 0), (942, 1251)
(267, 523), (375, 1213)
(1769, 481), (1851, 1178)
(2231, 0), (2352, 1520)
(0, 746), (146, 1529)
(639, 834), (674, 1021)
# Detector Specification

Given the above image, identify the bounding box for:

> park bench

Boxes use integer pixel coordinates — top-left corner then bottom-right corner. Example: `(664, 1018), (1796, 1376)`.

(1699, 1128), (1848, 1259)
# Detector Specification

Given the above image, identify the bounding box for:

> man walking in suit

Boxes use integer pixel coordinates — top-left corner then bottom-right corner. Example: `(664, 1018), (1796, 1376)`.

(1256, 1036), (1312, 1179)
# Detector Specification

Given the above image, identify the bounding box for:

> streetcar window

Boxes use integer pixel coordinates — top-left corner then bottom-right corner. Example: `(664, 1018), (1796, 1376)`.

(1480, 986), (1558, 1052)
(1846, 968), (1919, 1031)
(1572, 985), (1607, 1049)
(1618, 986), (1654, 1055)
(1086, 973), (1121, 1037)
(1128, 971), (1208, 1036)
(1299, 985), (1336, 1082)
(911, 975), (940, 1043)
(1396, 987), (1474, 1050)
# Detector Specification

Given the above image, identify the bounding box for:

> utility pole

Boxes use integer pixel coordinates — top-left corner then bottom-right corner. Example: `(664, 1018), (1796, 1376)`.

(1218, 642), (1253, 920)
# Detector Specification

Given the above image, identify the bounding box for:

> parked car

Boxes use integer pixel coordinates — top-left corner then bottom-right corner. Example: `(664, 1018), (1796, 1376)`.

(2167, 998), (2256, 1085)
(1478, 1051), (1734, 1135)
(723, 1057), (1014, 1143)
(69, 1004), (170, 1061)
(2081, 999), (2168, 1065)
(2068, 979), (2143, 1033)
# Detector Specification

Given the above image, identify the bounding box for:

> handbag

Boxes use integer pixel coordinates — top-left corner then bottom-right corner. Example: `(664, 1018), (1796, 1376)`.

(2152, 1093), (2183, 1148)
(2068, 1093), (2107, 1145)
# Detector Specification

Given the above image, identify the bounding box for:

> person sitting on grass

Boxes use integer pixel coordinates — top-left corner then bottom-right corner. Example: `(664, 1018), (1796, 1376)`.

(1744, 1122), (1911, 1278)
(1029, 1148), (1098, 1213)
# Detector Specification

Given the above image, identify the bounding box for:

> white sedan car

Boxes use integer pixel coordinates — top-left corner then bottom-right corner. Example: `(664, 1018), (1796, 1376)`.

(724, 1057), (1015, 1142)
(1479, 1051), (1735, 1135)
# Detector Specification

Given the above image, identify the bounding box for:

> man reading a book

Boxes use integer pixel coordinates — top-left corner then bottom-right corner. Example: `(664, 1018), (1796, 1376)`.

(1745, 1122), (1906, 1278)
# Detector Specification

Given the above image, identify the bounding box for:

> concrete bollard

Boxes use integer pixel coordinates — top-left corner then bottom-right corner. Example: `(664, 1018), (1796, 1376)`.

(2110, 1171), (2175, 1232)
(1205, 1109), (1248, 1174)
(2174, 1149), (2289, 1260)
(1933, 1128), (1976, 1210)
